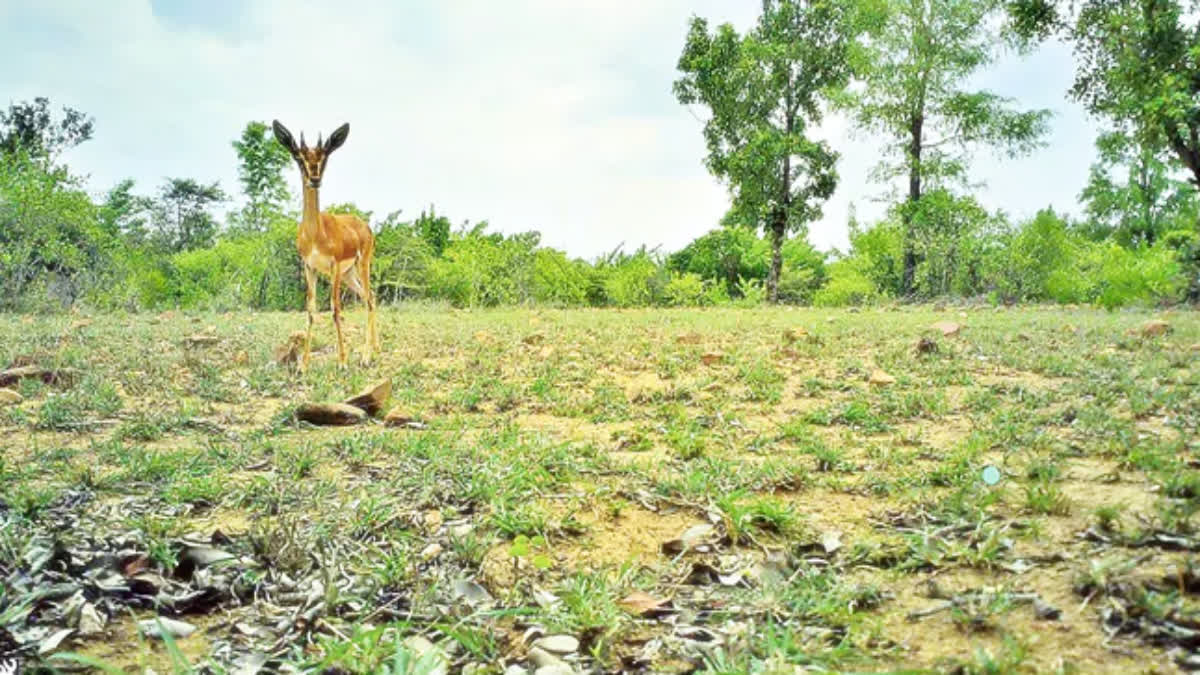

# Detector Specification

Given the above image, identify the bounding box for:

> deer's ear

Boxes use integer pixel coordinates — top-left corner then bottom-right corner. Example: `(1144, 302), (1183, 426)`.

(272, 120), (298, 155)
(325, 123), (349, 153)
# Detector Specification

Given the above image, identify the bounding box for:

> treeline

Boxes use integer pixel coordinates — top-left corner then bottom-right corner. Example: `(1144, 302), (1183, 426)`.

(2, 0), (1199, 313)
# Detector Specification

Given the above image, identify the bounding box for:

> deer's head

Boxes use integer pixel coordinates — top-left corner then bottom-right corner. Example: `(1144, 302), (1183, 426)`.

(272, 120), (349, 190)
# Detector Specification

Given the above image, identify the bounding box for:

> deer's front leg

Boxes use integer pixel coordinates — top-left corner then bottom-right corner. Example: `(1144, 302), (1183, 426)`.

(302, 266), (317, 373)
(331, 266), (347, 367)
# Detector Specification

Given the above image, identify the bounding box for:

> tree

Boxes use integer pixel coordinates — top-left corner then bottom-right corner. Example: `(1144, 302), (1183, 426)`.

(99, 178), (156, 244)
(1079, 131), (1198, 247)
(231, 121), (292, 232)
(152, 178), (228, 252)
(845, 0), (1051, 295)
(673, 0), (866, 302)
(0, 97), (94, 161)
(415, 204), (451, 257)
(1009, 0), (1200, 191)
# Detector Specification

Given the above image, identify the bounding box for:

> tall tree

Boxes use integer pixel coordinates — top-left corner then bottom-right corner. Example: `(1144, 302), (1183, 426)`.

(1009, 0), (1200, 191)
(1079, 131), (1198, 247)
(845, 0), (1051, 295)
(152, 178), (228, 252)
(0, 97), (94, 162)
(231, 121), (293, 232)
(673, 0), (868, 302)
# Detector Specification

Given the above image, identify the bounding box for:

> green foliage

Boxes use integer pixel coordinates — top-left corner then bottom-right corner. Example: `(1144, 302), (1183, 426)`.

(812, 259), (884, 307)
(230, 120), (292, 233)
(674, 0), (864, 301)
(844, 0), (1052, 293)
(0, 96), (94, 161)
(0, 149), (111, 310)
(1079, 131), (1198, 247)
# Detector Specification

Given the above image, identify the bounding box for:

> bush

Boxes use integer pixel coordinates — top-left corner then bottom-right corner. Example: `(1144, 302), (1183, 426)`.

(663, 272), (706, 306)
(813, 260), (885, 307)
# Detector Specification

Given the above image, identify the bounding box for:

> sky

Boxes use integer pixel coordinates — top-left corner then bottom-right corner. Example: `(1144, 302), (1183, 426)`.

(0, 0), (1103, 260)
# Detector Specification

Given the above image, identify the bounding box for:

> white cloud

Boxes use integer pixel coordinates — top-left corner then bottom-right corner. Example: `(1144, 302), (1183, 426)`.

(1, 0), (1099, 259)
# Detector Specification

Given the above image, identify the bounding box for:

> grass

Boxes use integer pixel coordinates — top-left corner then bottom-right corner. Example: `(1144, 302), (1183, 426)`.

(0, 303), (1197, 673)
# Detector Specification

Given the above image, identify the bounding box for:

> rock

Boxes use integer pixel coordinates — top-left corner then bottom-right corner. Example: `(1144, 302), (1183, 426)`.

(700, 352), (723, 366)
(532, 635), (579, 655)
(1141, 320), (1171, 337)
(294, 402), (366, 426)
(77, 603), (105, 636)
(821, 531), (843, 554)
(424, 510), (444, 533)
(402, 635), (449, 675)
(1034, 598), (1062, 621)
(138, 617), (196, 639)
(421, 543), (444, 561)
(528, 647), (566, 669)
(868, 369), (896, 386)
(0, 366), (82, 388)
(183, 334), (219, 347)
(932, 321), (962, 337)
(0, 388), (22, 406)
(343, 379), (391, 416)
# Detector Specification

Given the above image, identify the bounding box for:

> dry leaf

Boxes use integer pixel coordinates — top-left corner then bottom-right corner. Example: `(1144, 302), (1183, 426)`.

(619, 590), (670, 617)
(700, 352), (724, 366)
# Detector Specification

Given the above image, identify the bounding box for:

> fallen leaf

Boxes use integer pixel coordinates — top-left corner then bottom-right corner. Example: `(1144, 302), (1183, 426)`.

(700, 352), (723, 366)
(618, 590), (671, 617)
(0, 388), (22, 406)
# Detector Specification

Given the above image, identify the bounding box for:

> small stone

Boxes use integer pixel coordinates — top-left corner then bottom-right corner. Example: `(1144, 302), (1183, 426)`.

(528, 647), (566, 669)
(868, 369), (896, 386)
(78, 603), (105, 636)
(138, 617), (196, 639)
(1034, 598), (1062, 621)
(0, 388), (22, 406)
(532, 635), (579, 654)
(384, 406), (419, 427)
(932, 321), (962, 337)
(421, 543), (443, 560)
(424, 510), (444, 533)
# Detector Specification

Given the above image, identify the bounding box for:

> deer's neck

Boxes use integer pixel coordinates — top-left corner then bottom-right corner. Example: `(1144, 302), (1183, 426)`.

(301, 185), (322, 235)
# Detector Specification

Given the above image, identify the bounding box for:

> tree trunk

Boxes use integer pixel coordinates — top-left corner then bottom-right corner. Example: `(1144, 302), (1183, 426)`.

(902, 114), (923, 297)
(768, 212), (785, 304)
